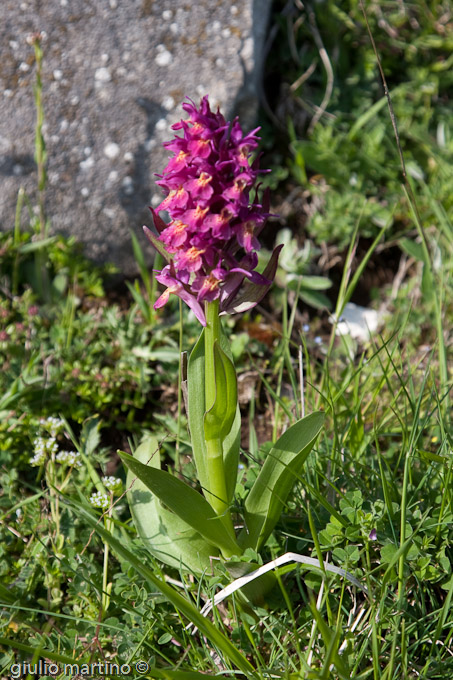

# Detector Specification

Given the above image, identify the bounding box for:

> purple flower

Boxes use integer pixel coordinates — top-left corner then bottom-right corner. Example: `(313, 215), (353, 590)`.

(144, 96), (281, 325)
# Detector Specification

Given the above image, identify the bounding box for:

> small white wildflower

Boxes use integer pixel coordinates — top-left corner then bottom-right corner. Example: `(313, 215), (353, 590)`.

(56, 450), (81, 467)
(33, 436), (59, 458)
(40, 417), (65, 437)
(30, 450), (46, 466)
(102, 476), (122, 494)
(89, 491), (110, 509)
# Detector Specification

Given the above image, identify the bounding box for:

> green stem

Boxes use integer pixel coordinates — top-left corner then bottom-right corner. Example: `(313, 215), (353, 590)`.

(204, 300), (235, 544)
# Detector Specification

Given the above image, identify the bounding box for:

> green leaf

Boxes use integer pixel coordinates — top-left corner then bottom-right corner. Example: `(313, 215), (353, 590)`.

(63, 499), (257, 679)
(204, 342), (237, 442)
(0, 637), (90, 665)
(308, 604), (350, 679)
(187, 328), (240, 504)
(127, 438), (218, 572)
(399, 237), (425, 262)
(120, 451), (240, 557)
(240, 412), (325, 551)
(299, 275), (332, 290)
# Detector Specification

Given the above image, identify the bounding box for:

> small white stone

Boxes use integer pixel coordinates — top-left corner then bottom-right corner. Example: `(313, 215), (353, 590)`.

(155, 118), (167, 131)
(122, 176), (134, 195)
(84, 146), (92, 156)
(95, 67), (111, 82)
(20, 3), (27, 9)
(162, 95), (175, 111)
(70, 95), (79, 106)
(61, 0), (68, 6)
(123, 151), (133, 163)
(101, 53), (109, 64)
(81, 187), (90, 197)
(116, 66), (127, 77)
(19, 62), (30, 72)
(169, 23), (179, 35)
(240, 37), (253, 61)
(231, 5), (239, 14)
(215, 58), (224, 67)
(104, 142), (120, 159)
(4, 90), (13, 98)
(108, 170), (118, 182)
(144, 139), (156, 152)
(332, 303), (382, 342)
(162, 9), (173, 20)
(109, 0), (118, 7)
(80, 157), (95, 171)
(212, 21), (221, 32)
(53, 69), (63, 80)
(221, 28), (231, 38)
(9, 40), (19, 50)
(155, 48), (173, 67)
(60, 119), (69, 132)
(151, 193), (161, 207)
(103, 208), (116, 218)
(50, 134), (59, 143)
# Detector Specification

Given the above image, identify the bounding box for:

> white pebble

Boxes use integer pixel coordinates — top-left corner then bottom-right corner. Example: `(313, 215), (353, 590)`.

(104, 142), (120, 159)
(53, 69), (63, 80)
(144, 139), (156, 152)
(109, 0), (118, 7)
(59, 119), (69, 132)
(4, 90), (13, 98)
(84, 146), (92, 156)
(70, 95), (79, 106)
(162, 95), (175, 111)
(122, 176), (134, 195)
(81, 187), (90, 197)
(95, 67), (111, 82)
(123, 151), (133, 163)
(162, 9), (173, 20)
(231, 5), (239, 14)
(169, 23), (179, 35)
(155, 118), (167, 131)
(19, 62), (30, 72)
(108, 170), (118, 182)
(80, 157), (95, 171)
(155, 49), (173, 67)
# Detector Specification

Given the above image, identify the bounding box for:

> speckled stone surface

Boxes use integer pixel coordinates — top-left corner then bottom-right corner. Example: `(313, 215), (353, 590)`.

(0, 0), (272, 273)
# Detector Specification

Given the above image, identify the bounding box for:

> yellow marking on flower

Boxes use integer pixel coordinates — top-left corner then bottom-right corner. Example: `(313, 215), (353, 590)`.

(197, 172), (213, 187)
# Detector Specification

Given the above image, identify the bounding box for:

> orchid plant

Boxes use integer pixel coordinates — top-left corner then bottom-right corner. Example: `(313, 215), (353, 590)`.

(120, 97), (324, 597)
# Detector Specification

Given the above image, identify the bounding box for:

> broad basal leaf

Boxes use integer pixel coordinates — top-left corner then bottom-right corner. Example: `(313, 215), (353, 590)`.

(240, 411), (325, 551)
(121, 450), (240, 557)
(127, 438), (218, 572)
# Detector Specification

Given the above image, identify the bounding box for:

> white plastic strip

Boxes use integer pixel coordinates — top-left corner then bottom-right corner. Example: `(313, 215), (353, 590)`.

(196, 551), (368, 622)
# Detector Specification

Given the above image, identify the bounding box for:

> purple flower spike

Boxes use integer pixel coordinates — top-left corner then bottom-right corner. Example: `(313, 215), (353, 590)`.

(145, 96), (280, 324)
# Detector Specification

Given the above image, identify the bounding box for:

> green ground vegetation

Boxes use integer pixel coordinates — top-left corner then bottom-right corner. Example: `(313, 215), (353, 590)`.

(1, 2), (452, 678)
